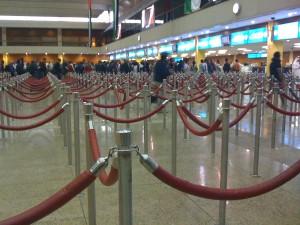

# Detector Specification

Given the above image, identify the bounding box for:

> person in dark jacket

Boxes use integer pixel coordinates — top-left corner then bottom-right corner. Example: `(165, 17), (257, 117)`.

(16, 59), (26, 75)
(120, 60), (131, 74)
(153, 52), (170, 104)
(223, 58), (231, 73)
(270, 51), (285, 106)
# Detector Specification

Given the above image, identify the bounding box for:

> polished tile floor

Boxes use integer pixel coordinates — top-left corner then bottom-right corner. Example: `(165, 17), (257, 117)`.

(0, 89), (300, 225)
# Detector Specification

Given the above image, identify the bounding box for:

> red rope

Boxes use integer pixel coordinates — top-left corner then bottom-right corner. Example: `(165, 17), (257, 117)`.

(0, 170), (96, 225)
(0, 108), (65, 131)
(6, 89), (54, 103)
(81, 87), (110, 99)
(152, 159), (300, 200)
(266, 101), (300, 116)
(0, 99), (61, 119)
(88, 129), (118, 186)
(177, 106), (222, 136)
(93, 104), (166, 123)
(281, 92), (300, 103)
(87, 95), (138, 108)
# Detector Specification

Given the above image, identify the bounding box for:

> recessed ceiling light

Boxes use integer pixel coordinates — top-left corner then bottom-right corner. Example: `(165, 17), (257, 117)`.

(251, 20), (255, 24)
(225, 26), (229, 29)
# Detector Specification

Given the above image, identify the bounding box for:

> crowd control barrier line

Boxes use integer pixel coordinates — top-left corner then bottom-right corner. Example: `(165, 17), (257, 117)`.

(11, 85), (52, 96)
(148, 158), (300, 200)
(71, 82), (94, 92)
(180, 105), (210, 129)
(18, 82), (50, 92)
(80, 84), (107, 98)
(93, 103), (166, 123)
(283, 91), (300, 102)
(217, 86), (237, 95)
(216, 101), (254, 131)
(0, 107), (66, 131)
(0, 98), (61, 119)
(16, 87), (52, 100)
(182, 93), (208, 103)
(177, 106), (223, 136)
(266, 101), (300, 116)
(88, 129), (118, 186)
(87, 95), (138, 109)
(0, 170), (97, 225)
(6, 89), (54, 103)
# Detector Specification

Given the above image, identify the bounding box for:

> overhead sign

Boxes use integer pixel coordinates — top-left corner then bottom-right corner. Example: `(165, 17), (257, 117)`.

(159, 44), (173, 53)
(198, 35), (222, 49)
(109, 55), (115, 60)
(273, 21), (299, 40)
(177, 39), (196, 52)
(128, 51), (136, 58)
(248, 53), (267, 58)
(136, 49), (145, 57)
(248, 27), (267, 44)
(230, 31), (248, 45)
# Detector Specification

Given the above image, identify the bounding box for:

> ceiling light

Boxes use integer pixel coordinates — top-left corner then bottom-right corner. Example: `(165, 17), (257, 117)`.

(175, 37), (179, 40)
(181, 53), (188, 57)
(251, 20), (255, 24)
(188, 34), (192, 37)
(225, 26), (229, 29)
(262, 46), (268, 49)
(237, 48), (246, 50)
(208, 50), (216, 53)
(191, 52), (196, 56)
(164, 40), (167, 43)
(171, 54), (178, 58)
(244, 49), (252, 52)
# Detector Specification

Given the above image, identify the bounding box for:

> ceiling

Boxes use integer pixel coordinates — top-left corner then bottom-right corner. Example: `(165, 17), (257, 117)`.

(0, 0), (154, 18)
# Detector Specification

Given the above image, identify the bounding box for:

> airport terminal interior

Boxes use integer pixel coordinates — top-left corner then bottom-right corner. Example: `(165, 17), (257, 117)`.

(0, 0), (300, 225)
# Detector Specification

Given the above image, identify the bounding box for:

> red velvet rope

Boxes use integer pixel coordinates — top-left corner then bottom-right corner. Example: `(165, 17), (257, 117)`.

(80, 83), (106, 97)
(71, 82), (94, 92)
(195, 94), (210, 104)
(12, 85), (51, 96)
(152, 159), (300, 200)
(93, 103), (166, 123)
(282, 92), (300, 103)
(182, 93), (208, 103)
(6, 89), (54, 103)
(266, 101), (300, 116)
(0, 99), (61, 119)
(81, 87), (110, 99)
(180, 105), (210, 128)
(0, 170), (96, 225)
(87, 95), (138, 109)
(177, 106), (222, 136)
(88, 129), (118, 186)
(216, 101), (253, 131)
(231, 102), (248, 109)
(0, 107), (65, 131)
(15, 87), (52, 100)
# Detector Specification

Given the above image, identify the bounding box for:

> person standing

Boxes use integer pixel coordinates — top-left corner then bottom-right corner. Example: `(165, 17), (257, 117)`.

(223, 58), (231, 73)
(292, 56), (300, 78)
(270, 51), (285, 106)
(153, 52), (170, 104)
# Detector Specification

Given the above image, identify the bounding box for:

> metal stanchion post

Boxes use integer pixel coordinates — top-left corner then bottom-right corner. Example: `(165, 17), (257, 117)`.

(4, 86), (10, 127)
(136, 77), (140, 116)
(116, 129), (133, 225)
(114, 83), (118, 132)
(60, 83), (66, 136)
(66, 89), (73, 166)
(163, 79), (167, 130)
(262, 75), (266, 116)
(143, 85), (149, 154)
(253, 88), (262, 176)
(0, 85), (5, 139)
(289, 80), (294, 123)
(63, 86), (70, 148)
(250, 77), (255, 124)
(84, 102), (97, 225)
(125, 82), (130, 129)
(105, 81), (108, 124)
(184, 81), (188, 140)
(235, 80), (241, 136)
(171, 90), (178, 175)
(210, 84), (216, 154)
(271, 83), (279, 150)
(282, 80), (289, 133)
(218, 98), (231, 225)
(73, 92), (81, 177)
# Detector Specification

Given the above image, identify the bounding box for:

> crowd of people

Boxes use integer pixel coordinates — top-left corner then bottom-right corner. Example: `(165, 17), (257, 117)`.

(1, 54), (300, 82)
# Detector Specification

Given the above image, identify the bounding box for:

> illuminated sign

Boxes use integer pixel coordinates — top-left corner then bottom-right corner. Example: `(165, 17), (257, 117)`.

(120, 52), (127, 59)
(128, 51), (135, 58)
(159, 44), (173, 53)
(177, 39), (196, 52)
(198, 35), (222, 49)
(198, 37), (210, 49)
(153, 47), (158, 55)
(248, 53), (267, 59)
(115, 54), (121, 60)
(136, 49), (145, 57)
(109, 55), (115, 60)
(230, 31), (248, 45)
(273, 21), (299, 40)
(208, 35), (222, 48)
(248, 27), (267, 44)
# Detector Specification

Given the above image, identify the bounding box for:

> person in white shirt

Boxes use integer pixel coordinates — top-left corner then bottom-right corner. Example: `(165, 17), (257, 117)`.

(292, 56), (300, 78)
